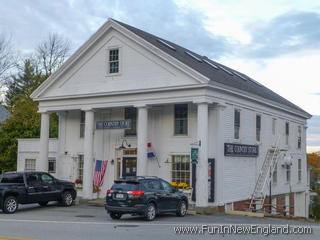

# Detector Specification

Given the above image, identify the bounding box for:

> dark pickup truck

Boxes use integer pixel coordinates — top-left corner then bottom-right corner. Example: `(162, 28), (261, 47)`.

(0, 171), (77, 214)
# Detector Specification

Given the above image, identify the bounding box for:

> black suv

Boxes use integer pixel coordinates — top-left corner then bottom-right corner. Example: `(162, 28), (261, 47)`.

(105, 176), (188, 221)
(0, 171), (77, 213)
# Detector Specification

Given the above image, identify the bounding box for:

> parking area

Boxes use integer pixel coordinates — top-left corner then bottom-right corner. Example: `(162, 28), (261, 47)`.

(0, 203), (319, 240)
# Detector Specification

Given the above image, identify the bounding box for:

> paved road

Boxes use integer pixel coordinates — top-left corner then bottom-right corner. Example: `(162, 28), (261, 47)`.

(0, 203), (319, 240)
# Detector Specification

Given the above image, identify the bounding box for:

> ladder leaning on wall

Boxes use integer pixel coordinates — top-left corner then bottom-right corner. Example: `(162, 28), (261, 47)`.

(249, 136), (285, 211)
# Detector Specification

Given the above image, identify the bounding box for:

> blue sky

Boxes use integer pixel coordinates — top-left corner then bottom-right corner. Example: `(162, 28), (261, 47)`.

(0, 0), (319, 151)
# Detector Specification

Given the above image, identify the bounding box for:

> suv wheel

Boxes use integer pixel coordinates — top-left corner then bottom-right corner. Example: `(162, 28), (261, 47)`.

(3, 196), (18, 214)
(176, 200), (187, 217)
(60, 191), (73, 206)
(38, 201), (49, 206)
(145, 202), (156, 221)
(110, 212), (122, 220)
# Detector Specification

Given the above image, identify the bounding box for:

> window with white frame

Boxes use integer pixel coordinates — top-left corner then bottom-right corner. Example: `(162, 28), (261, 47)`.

(171, 155), (190, 186)
(109, 49), (119, 74)
(272, 163), (277, 184)
(286, 165), (291, 182)
(78, 155), (84, 181)
(174, 104), (188, 135)
(298, 159), (302, 182)
(256, 114), (261, 142)
(285, 122), (289, 145)
(48, 158), (56, 174)
(272, 118), (276, 135)
(25, 159), (36, 171)
(297, 126), (302, 149)
(80, 111), (85, 138)
(234, 109), (240, 139)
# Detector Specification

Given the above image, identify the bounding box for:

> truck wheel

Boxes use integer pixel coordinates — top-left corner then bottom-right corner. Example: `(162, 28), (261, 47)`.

(38, 201), (49, 206)
(60, 191), (73, 206)
(109, 212), (122, 219)
(176, 200), (187, 217)
(145, 202), (156, 221)
(3, 196), (18, 214)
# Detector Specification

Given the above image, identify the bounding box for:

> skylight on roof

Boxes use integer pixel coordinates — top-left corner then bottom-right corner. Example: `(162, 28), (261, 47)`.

(185, 51), (202, 62)
(232, 71), (247, 81)
(156, 39), (176, 51)
(203, 59), (219, 69)
(219, 66), (233, 76)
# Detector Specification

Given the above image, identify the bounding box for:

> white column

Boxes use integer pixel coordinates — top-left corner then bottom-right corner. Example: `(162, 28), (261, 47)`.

(196, 102), (209, 207)
(57, 111), (67, 179)
(83, 110), (95, 199)
(137, 105), (148, 176)
(38, 112), (50, 171)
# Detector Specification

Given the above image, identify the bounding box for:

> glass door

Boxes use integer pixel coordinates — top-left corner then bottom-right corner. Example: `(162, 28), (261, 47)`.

(122, 157), (137, 177)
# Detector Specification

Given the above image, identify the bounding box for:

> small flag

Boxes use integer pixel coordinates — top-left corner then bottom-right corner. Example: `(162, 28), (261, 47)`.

(93, 160), (108, 187)
(147, 142), (156, 159)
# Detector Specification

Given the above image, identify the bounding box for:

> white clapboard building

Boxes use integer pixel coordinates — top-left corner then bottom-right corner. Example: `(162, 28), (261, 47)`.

(17, 19), (311, 217)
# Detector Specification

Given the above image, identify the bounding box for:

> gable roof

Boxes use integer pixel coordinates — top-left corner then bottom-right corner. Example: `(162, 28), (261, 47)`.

(113, 19), (311, 118)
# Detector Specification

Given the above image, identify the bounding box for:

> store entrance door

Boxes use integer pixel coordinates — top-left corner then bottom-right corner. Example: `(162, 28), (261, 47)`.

(122, 157), (137, 177)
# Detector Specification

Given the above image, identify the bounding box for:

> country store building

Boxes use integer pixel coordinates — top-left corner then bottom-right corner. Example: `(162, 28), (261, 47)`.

(17, 19), (311, 217)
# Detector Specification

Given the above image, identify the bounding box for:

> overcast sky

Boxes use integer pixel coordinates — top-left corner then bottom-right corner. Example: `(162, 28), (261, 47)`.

(0, 0), (319, 151)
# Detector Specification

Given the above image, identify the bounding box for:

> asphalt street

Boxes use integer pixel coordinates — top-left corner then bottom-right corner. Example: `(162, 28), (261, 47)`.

(0, 203), (319, 240)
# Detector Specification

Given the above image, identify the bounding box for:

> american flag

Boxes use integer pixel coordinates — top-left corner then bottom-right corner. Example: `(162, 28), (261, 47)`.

(93, 160), (107, 187)
(147, 142), (156, 159)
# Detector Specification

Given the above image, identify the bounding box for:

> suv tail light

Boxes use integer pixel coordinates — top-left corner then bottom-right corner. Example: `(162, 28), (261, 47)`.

(106, 189), (113, 196)
(127, 190), (145, 196)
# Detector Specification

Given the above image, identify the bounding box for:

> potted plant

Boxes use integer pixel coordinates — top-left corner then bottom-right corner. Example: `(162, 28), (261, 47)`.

(74, 179), (83, 189)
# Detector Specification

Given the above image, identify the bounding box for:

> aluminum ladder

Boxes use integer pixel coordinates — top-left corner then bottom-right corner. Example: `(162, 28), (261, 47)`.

(249, 137), (282, 211)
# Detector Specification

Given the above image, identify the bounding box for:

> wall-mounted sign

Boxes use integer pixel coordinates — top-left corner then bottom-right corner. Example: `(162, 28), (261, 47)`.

(96, 120), (132, 130)
(224, 143), (259, 157)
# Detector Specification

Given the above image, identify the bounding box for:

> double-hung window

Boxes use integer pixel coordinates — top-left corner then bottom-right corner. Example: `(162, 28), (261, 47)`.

(256, 115), (261, 142)
(234, 109), (240, 139)
(285, 122), (289, 145)
(124, 107), (137, 136)
(25, 159), (36, 171)
(80, 111), (85, 138)
(297, 126), (302, 149)
(286, 165), (291, 182)
(109, 49), (119, 74)
(298, 159), (302, 182)
(174, 104), (188, 135)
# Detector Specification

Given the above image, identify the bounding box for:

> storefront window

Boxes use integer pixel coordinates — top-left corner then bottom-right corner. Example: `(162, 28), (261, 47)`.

(171, 155), (190, 186)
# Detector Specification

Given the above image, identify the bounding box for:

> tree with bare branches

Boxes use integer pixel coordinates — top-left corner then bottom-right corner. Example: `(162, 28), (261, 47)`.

(36, 33), (71, 76)
(0, 34), (14, 83)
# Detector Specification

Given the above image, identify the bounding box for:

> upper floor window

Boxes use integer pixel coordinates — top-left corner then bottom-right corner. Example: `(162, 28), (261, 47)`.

(272, 163), (277, 184)
(174, 104), (188, 135)
(124, 107), (137, 136)
(272, 118), (276, 135)
(256, 115), (261, 142)
(286, 165), (291, 182)
(109, 49), (119, 74)
(80, 111), (85, 138)
(297, 126), (302, 149)
(285, 122), (289, 145)
(234, 109), (240, 139)
(298, 159), (302, 182)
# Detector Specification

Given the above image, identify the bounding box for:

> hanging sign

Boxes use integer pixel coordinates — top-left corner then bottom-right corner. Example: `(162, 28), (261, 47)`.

(191, 147), (199, 164)
(96, 120), (132, 129)
(224, 143), (259, 157)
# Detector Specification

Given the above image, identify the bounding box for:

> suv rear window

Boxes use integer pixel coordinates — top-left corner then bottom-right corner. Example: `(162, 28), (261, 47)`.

(1, 173), (24, 184)
(112, 182), (139, 191)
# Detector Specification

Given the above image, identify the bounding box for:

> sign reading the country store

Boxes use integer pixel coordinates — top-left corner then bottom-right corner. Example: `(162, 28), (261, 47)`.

(96, 120), (132, 129)
(224, 143), (259, 157)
